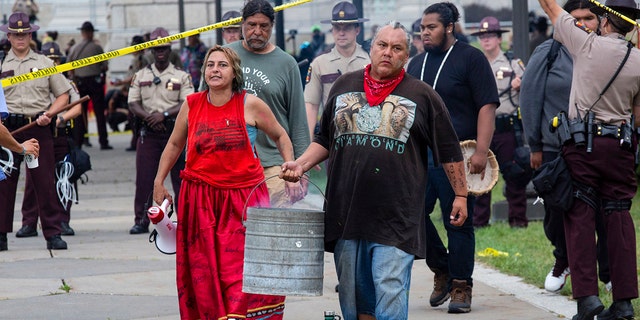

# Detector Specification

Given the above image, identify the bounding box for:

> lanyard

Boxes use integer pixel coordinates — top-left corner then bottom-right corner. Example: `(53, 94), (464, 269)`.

(420, 40), (456, 90)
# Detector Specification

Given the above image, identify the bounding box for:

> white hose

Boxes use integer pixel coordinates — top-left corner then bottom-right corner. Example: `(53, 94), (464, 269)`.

(56, 161), (77, 207)
(0, 146), (16, 178)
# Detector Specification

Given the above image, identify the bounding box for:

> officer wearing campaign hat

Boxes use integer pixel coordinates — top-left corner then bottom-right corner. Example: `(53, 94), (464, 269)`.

(470, 15), (529, 230)
(0, 11), (39, 33)
(127, 27), (194, 235)
(0, 11), (73, 250)
(304, 1), (370, 139)
(469, 16), (509, 36)
(67, 19), (111, 149)
(41, 41), (62, 59)
(537, 0), (640, 318)
(320, 1), (369, 24)
(221, 10), (242, 44)
(590, 0), (640, 17)
(78, 21), (97, 32)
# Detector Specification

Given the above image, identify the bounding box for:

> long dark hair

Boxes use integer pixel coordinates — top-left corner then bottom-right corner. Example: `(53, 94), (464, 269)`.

(242, 0), (275, 23)
(424, 2), (460, 33)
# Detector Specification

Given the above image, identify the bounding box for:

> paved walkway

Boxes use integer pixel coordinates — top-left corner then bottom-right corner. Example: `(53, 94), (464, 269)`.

(0, 126), (577, 319)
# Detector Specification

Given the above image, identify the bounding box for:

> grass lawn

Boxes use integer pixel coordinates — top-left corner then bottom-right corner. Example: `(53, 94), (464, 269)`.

(309, 171), (640, 316)
(439, 177), (640, 316)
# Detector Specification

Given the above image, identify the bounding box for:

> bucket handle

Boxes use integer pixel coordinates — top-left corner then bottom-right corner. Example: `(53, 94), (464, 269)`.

(242, 174), (326, 224)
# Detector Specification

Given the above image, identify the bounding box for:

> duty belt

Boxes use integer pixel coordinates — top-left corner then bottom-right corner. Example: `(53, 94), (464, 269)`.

(1, 113), (38, 129)
(593, 123), (623, 139)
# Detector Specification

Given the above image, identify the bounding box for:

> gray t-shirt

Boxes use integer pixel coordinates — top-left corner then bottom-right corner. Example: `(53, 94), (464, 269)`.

(226, 41), (310, 167)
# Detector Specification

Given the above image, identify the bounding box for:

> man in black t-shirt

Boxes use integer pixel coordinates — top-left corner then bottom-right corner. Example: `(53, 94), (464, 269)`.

(281, 22), (466, 320)
(406, 2), (499, 314)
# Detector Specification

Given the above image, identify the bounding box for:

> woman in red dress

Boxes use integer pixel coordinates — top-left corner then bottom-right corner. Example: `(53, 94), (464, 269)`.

(153, 45), (294, 320)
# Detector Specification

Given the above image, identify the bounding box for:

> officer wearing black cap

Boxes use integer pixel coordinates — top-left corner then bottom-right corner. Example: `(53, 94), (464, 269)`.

(67, 21), (112, 150)
(538, 0), (640, 319)
(304, 1), (370, 140)
(127, 27), (194, 234)
(470, 16), (528, 229)
(221, 10), (242, 44)
(0, 12), (72, 250)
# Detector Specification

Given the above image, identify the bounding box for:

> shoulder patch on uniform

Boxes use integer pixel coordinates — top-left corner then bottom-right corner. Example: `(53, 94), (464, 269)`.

(574, 20), (594, 34)
(305, 65), (312, 84)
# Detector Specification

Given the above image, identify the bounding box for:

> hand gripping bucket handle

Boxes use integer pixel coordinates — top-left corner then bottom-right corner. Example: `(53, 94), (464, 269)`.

(242, 174), (327, 224)
(241, 174), (328, 296)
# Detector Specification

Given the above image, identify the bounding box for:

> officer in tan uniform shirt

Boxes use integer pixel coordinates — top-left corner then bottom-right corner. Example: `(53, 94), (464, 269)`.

(470, 16), (529, 229)
(538, 0), (640, 318)
(304, 1), (370, 139)
(127, 27), (194, 235)
(0, 12), (72, 250)
(67, 21), (111, 149)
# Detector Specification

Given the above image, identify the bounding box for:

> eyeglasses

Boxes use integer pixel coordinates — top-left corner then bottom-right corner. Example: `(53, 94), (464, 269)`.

(478, 33), (498, 40)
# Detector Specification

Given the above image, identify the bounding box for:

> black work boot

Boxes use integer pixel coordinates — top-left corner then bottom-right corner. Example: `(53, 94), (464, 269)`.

(46, 235), (68, 250)
(61, 222), (75, 236)
(572, 295), (604, 320)
(598, 300), (633, 320)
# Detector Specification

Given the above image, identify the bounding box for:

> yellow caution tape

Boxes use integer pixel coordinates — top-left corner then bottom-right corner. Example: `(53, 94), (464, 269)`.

(588, 0), (640, 27)
(1, 0), (313, 88)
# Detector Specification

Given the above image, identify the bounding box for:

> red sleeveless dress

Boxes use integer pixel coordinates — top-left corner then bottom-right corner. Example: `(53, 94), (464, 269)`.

(177, 90), (285, 320)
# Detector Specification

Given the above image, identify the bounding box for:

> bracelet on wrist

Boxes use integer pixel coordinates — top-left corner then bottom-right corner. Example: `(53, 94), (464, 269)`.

(455, 194), (467, 199)
(20, 145), (26, 156)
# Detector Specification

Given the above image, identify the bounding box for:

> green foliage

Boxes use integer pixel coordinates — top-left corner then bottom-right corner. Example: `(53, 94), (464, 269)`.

(430, 176), (640, 316)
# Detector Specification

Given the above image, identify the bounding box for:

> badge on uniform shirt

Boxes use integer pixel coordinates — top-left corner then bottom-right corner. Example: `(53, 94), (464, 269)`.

(30, 67), (38, 73)
(496, 67), (513, 80)
(305, 65), (312, 84)
(166, 78), (181, 91)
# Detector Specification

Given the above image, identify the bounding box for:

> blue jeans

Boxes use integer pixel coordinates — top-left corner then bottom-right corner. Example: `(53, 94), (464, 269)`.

(334, 239), (414, 320)
(424, 150), (476, 286)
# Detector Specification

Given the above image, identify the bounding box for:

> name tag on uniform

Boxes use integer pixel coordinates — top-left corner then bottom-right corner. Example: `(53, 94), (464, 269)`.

(320, 72), (341, 84)
(139, 81), (153, 87)
(496, 67), (513, 80)
(166, 78), (181, 91)
(0, 70), (14, 79)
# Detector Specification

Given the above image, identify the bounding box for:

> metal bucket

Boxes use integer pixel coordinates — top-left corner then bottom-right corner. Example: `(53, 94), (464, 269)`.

(243, 206), (325, 296)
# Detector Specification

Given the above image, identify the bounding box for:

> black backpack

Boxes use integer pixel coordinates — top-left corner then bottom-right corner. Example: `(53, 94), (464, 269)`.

(65, 147), (91, 184)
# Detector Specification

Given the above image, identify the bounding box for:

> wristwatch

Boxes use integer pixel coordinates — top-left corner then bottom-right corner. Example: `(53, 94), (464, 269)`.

(163, 111), (169, 118)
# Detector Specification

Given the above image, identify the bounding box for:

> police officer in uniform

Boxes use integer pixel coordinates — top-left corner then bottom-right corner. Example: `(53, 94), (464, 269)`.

(221, 10), (242, 44)
(538, 0), (640, 319)
(42, 41), (83, 236)
(67, 21), (111, 150)
(128, 27), (194, 234)
(470, 16), (529, 228)
(304, 1), (370, 140)
(0, 12), (72, 250)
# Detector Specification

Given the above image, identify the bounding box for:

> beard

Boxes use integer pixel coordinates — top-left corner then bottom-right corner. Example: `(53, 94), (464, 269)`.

(423, 31), (449, 53)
